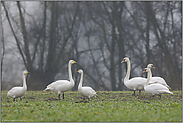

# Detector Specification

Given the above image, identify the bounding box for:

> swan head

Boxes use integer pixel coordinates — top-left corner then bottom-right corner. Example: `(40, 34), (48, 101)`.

(23, 70), (29, 75)
(77, 69), (83, 74)
(69, 60), (77, 64)
(121, 57), (129, 63)
(142, 68), (150, 73)
(147, 64), (155, 69)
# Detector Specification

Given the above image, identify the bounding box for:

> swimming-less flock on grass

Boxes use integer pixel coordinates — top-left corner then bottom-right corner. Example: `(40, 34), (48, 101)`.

(7, 58), (173, 102)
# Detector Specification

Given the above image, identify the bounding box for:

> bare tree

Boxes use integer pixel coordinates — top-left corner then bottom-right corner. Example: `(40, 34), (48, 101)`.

(2, 1), (80, 90)
(1, 1), (181, 91)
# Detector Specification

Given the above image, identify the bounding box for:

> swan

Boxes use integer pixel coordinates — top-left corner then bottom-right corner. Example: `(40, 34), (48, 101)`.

(121, 57), (147, 96)
(147, 64), (171, 89)
(44, 60), (76, 99)
(143, 68), (173, 99)
(77, 69), (96, 101)
(7, 70), (29, 101)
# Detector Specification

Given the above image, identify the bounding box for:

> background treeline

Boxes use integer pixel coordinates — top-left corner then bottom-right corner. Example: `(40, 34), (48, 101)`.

(1, 1), (182, 91)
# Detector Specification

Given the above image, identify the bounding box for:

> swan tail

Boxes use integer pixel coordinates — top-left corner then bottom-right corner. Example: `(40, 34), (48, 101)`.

(44, 87), (50, 91)
(167, 86), (171, 90)
(158, 90), (173, 94)
(168, 91), (173, 94)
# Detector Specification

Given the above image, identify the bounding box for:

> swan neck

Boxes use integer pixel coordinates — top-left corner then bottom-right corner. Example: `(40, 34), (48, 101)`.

(150, 70), (152, 79)
(124, 60), (131, 82)
(146, 70), (151, 86)
(78, 72), (83, 90)
(68, 62), (74, 86)
(23, 74), (27, 90)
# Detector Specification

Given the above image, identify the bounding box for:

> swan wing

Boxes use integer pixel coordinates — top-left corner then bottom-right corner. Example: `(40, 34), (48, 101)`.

(44, 80), (71, 92)
(149, 77), (170, 89)
(145, 83), (172, 95)
(47, 80), (69, 87)
(126, 77), (147, 90)
(80, 86), (96, 97)
(7, 87), (25, 98)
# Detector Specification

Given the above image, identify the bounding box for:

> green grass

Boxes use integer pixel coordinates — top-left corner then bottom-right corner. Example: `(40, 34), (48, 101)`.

(1, 91), (182, 122)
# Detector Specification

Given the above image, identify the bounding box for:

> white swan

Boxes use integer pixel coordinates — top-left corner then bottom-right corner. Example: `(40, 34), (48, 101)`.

(77, 69), (96, 101)
(147, 64), (171, 89)
(44, 60), (76, 99)
(121, 57), (147, 96)
(7, 70), (29, 101)
(143, 68), (173, 99)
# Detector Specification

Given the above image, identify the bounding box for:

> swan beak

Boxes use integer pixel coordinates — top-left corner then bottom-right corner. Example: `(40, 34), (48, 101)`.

(152, 66), (155, 69)
(121, 60), (125, 63)
(73, 61), (77, 64)
(142, 70), (146, 73)
(26, 71), (30, 74)
(77, 70), (80, 73)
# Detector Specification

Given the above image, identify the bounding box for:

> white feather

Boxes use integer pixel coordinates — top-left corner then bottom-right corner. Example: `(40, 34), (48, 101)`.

(122, 57), (147, 92)
(143, 68), (173, 96)
(147, 64), (171, 89)
(7, 70), (29, 100)
(44, 60), (76, 99)
(77, 69), (96, 100)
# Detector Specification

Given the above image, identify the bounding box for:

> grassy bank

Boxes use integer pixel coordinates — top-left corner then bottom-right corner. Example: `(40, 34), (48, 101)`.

(1, 91), (182, 122)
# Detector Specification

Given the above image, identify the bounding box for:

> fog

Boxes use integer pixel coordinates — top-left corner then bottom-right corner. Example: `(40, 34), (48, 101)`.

(1, 1), (182, 91)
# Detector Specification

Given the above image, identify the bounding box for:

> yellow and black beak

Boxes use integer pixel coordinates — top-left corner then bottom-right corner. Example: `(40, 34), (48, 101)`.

(26, 71), (29, 74)
(73, 61), (77, 64)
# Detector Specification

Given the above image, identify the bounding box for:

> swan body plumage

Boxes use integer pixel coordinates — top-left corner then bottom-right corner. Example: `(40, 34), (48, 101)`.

(124, 77), (147, 91)
(122, 57), (147, 95)
(45, 80), (73, 92)
(44, 60), (76, 99)
(143, 68), (173, 98)
(7, 70), (29, 101)
(77, 69), (96, 101)
(147, 64), (171, 89)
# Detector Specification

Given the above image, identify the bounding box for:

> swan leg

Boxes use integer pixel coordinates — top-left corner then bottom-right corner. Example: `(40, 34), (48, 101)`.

(62, 92), (64, 99)
(20, 97), (22, 101)
(159, 95), (161, 99)
(132, 90), (136, 96)
(13, 98), (15, 101)
(139, 90), (141, 96)
(88, 98), (90, 101)
(58, 94), (60, 100)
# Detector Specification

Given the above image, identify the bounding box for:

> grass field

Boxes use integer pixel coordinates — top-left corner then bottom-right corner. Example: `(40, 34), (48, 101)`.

(1, 90), (182, 122)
